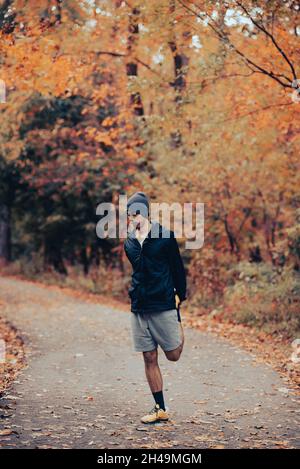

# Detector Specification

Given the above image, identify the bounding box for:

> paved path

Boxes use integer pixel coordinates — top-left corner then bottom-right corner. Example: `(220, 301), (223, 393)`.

(0, 276), (299, 448)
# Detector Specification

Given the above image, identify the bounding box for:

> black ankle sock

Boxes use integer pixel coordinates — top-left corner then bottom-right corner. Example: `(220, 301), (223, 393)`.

(152, 390), (165, 410)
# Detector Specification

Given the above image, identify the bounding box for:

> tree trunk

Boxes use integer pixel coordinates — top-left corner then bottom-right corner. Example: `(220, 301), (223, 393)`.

(80, 246), (89, 276)
(168, 0), (189, 148)
(44, 242), (67, 275)
(126, 6), (144, 116)
(0, 203), (11, 265)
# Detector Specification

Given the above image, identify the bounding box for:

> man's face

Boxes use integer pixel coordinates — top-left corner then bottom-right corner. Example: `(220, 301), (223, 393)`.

(127, 211), (147, 231)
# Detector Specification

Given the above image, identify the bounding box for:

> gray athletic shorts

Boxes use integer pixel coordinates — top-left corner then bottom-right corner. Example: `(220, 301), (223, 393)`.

(130, 308), (182, 353)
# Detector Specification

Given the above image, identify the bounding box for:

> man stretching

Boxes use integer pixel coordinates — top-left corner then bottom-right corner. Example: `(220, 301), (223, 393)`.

(124, 191), (187, 424)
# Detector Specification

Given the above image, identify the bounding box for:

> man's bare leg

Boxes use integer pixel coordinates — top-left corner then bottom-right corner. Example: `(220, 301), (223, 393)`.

(143, 349), (167, 409)
(141, 348), (169, 422)
(142, 322), (184, 387)
(143, 348), (162, 393)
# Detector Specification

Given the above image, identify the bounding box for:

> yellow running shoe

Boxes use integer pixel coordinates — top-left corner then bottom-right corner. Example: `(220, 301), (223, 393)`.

(141, 404), (169, 424)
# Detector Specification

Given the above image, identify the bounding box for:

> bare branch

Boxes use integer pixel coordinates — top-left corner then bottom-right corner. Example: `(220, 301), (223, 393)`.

(235, 1), (297, 81)
(215, 101), (294, 124)
(95, 51), (160, 77)
(177, 0), (296, 89)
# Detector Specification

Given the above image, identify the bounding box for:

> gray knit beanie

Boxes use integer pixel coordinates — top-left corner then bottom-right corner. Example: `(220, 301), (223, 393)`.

(127, 191), (149, 217)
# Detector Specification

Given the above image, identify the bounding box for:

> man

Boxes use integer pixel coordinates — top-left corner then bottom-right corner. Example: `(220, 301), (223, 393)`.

(123, 191), (187, 424)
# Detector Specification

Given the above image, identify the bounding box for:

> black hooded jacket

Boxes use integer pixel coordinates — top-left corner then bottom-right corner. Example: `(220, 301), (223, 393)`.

(124, 220), (187, 314)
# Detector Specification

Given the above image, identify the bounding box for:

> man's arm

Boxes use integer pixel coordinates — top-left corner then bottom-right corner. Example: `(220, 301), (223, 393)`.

(166, 231), (187, 303)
